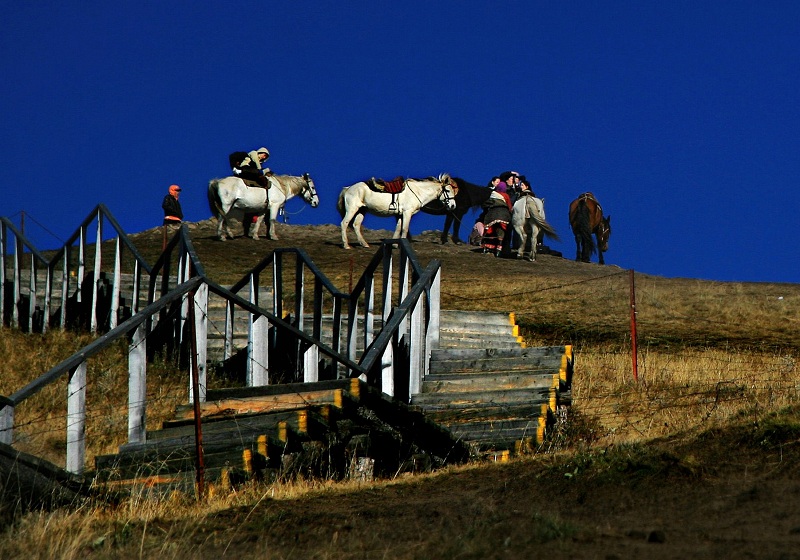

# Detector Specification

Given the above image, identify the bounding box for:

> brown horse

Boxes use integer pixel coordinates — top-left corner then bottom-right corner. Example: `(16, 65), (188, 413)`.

(569, 192), (611, 264)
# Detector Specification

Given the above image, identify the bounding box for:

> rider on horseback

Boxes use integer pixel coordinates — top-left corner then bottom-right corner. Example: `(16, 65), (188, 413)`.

(231, 147), (271, 189)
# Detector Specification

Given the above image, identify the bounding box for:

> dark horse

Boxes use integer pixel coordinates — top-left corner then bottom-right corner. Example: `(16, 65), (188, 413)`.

(421, 177), (493, 244)
(569, 192), (611, 264)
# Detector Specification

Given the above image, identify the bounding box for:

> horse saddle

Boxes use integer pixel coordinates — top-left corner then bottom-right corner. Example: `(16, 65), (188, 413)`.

(242, 176), (270, 189)
(578, 192), (598, 204)
(368, 176), (405, 194)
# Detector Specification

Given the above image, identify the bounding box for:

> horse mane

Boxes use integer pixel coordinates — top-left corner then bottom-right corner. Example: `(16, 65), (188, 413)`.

(452, 177), (493, 208)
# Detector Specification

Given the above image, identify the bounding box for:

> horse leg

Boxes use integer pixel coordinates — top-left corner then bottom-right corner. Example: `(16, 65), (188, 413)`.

(451, 211), (465, 244)
(393, 214), (405, 239)
(574, 234), (582, 262)
(251, 215), (265, 240)
(530, 225), (539, 262)
(441, 214), (452, 244)
(340, 213), (353, 249)
(353, 213), (369, 247)
(267, 205), (280, 240)
(216, 215), (226, 241)
(596, 233), (605, 264)
(514, 223), (526, 260)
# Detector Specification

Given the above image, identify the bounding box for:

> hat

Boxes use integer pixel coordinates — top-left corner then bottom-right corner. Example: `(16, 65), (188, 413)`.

(499, 171), (513, 182)
(257, 147), (270, 157)
(169, 184), (181, 195)
(495, 182), (507, 193)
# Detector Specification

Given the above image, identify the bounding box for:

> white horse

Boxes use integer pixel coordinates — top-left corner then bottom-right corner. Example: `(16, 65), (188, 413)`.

(207, 173), (319, 241)
(511, 194), (559, 261)
(337, 174), (457, 249)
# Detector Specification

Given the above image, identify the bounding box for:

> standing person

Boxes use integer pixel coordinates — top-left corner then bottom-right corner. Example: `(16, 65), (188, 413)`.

(231, 147), (271, 189)
(162, 184), (183, 250)
(162, 184), (183, 225)
(480, 181), (513, 257)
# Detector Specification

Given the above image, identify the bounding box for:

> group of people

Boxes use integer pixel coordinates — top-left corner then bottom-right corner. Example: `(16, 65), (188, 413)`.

(161, 152), (538, 259)
(471, 170), (538, 256)
(162, 145), (273, 226)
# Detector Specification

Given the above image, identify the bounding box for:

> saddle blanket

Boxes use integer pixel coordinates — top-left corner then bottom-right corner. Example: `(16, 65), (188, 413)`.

(368, 176), (405, 194)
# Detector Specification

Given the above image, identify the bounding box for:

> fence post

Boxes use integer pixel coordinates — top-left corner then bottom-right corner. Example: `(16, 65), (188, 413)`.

(629, 269), (639, 382)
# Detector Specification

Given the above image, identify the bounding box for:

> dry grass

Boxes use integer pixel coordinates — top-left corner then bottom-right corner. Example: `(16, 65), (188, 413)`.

(0, 329), (187, 464)
(3, 220), (800, 558)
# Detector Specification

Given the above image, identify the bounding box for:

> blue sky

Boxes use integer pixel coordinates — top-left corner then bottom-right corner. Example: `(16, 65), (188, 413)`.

(3, 1), (799, 283)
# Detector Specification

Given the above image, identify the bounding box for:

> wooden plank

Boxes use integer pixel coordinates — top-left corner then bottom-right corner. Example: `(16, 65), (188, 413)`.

(429, 357), (564, 375)
(412, 387), (555, 407)
(171, 388), (343, 421)
(422, 373), (559, 393)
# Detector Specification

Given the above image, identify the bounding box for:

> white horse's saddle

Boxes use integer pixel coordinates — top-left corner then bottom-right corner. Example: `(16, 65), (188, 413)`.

(367, 176), (405, 194)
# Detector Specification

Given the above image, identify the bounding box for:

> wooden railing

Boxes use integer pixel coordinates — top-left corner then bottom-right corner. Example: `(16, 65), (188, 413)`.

(1, 204), (152, 333)
(0, 208), (441, 475)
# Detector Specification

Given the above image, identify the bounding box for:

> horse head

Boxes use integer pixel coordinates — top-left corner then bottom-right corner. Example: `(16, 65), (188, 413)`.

(598, 214), (611, 252)
(437, 173), (457, 210)
(301, 173), (320, 208)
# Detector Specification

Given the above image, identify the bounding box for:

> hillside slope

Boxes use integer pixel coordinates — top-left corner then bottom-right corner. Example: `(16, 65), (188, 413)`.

(3, 218), (799, 558)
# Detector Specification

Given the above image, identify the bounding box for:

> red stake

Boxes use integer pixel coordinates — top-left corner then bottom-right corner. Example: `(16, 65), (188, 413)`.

(629, 269), (639, 382)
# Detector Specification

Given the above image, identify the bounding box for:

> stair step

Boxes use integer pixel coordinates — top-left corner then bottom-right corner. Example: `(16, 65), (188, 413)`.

(412, 387), (555, 408)
(422, 372), (558, 393)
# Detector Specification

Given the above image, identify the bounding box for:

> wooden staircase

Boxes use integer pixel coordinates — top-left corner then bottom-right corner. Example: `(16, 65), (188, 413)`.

(93, 310), (572, 494)
(94, 378), (471, 495)
(415, 310), (572, 457)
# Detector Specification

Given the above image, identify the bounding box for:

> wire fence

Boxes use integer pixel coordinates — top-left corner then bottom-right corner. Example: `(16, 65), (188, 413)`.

(434, 265), (800, 448)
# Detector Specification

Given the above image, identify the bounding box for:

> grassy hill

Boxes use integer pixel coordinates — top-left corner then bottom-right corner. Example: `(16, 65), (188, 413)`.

(2, 218), (800, 558)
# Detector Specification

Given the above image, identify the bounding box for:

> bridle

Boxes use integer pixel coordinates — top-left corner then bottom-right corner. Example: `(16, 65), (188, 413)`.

(301, 173), (318, 204)
(438, 178), (457, 209)
(597, 217), (610, 244)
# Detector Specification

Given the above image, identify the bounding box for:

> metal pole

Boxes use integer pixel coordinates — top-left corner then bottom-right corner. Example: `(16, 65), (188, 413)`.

(20, 211), (25, 237)
(188, 290), (206, 500)
(629, 269), (639, 382)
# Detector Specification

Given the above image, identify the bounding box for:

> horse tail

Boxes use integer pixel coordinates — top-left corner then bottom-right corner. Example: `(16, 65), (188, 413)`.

(207, 179), (224, 219)
(336, 187), (347, 218)
(535, 216), (560, 241)
(575, 199), (596, 255)
(528, 199), (560, 241)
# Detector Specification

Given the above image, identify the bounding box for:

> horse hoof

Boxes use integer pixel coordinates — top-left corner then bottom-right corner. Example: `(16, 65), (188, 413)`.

(453, 239), (463, 246)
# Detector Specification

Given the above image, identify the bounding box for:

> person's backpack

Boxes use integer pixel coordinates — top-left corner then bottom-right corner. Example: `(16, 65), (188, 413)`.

(228, 151), (248, 169)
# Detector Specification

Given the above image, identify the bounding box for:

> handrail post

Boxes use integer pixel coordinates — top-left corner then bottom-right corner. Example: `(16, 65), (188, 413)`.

(188, 290), (206, 500)
(424, 267), (442, 379)
(90, 212), (102, 333)
(128, 323), (147, 443)
(66, 361), (87, 474)
(0, 398), (14, 445)
(0, 223), (6, 324)
(11, 236), (20, 328)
